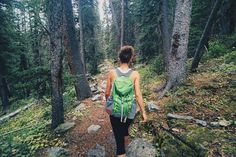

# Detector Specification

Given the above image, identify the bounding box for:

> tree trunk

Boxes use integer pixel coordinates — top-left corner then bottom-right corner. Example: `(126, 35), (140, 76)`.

(0, 77), (9, 112)
(191, 0), (222, 72)
(158, 0), (192, 99)
(219, 0), (235, 35)
(48, 0), (64, 129)
(161, 0), (171, 69)
(63, 0), (91, 100)
(120, 0), (124, 47)
(77, 0), (86, 71)
(109, 0), (119, 36)
(20, 54), (30, 96)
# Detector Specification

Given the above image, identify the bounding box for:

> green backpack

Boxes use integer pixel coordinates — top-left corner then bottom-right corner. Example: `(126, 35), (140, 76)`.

(112, 68), (135, 122)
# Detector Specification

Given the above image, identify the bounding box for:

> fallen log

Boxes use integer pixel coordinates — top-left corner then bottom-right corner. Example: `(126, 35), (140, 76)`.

(0, 103), (33, 124)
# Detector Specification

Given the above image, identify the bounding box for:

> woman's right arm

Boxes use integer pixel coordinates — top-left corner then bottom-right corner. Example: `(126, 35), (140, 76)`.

(134, 71), (147, 122)
(105, 70), (112, 101)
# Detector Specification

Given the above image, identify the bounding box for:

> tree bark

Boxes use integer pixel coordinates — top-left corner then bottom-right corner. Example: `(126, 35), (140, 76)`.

(158, 0), (192, 99)
(161, 0), (171, 69)
(48, 0), (64, 129)
(0, 77), (9, 112)
(120, 0), (124, 47)
(63, 0), (91, 100)
(109, 0), (119, 36)
(191, 0), (222, 72)
(219, 0), (235, 35)
(77, 0), (86, 70)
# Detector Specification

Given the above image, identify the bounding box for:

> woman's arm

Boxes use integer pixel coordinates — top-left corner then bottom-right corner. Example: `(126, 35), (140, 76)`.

(134, 71), (147, 122)
(105, 70), (112, 100)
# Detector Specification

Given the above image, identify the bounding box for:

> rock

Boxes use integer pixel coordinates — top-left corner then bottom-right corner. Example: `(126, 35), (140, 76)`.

(92, 94), (101, 101)
(75, 103), (86, 111)
(97, 87), (104, 93)
(219, 119), (232, 127)
(87, 124), (101, 134)
(72, 116), (77, 121)
(146, 101), (161, 112)
(195, 119), (207, 127)
(210, 122), (220, 127)
(126, 138), (156, 157)
(48, 147), (70, 157)
(90, 84), (98, 93)
(54, 122), (75, 134)
(172, 128), (182, 133)
(87, 144), (106, 157)
(167, 113), (193, 120)
(74, 100), (80, 106)
(100, 81), (107, 89)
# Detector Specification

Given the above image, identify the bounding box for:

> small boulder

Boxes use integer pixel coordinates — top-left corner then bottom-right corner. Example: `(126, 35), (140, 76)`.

(87, 144), (106, 157)
(126, 138), (156, 157)
(146, 101), (161, 112)
(210, 122), (220, 127)
(92, 94), (101, 101)
(87, 124), (101, 134)
(48, 147), (70, 157)
(75, 103), (86, 111)
(74, 100), (81, 106)
(54, 122), (75, 134)
(90, 84), (98, 93)
(195, 119), (207, 127)
(100, 81), (107, 89)
(219, 119), (232, 127)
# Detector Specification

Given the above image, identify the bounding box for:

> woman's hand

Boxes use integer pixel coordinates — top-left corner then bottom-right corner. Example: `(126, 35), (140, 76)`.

(141, 112), (147, 122)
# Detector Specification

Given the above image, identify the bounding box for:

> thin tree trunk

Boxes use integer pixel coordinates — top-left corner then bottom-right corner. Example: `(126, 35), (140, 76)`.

(161, 0), (171, 70)
(158, 0), (192, 99)
(191, 0), (222, 72)
(78, 0), (86, 71)
(0, 77), (9, 112)
(109, 0), (119, 36)
(120, 0), (124, 47)
(20, 54), (30, 96)
(63, 0), (91, 100)
(48, 0), (64, 129)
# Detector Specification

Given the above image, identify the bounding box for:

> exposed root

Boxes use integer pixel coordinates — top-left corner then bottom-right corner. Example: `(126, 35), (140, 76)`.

(157, 80), (173, 100)
(154, 81), (167, 93)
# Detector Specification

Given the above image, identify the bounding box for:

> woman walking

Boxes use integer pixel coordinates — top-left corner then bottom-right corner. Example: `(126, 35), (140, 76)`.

(105, 45), (147, 157)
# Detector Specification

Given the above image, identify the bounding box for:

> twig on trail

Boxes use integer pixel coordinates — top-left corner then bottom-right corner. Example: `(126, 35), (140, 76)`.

(147, 121), (206, 157)
(159, 125), (205, 156)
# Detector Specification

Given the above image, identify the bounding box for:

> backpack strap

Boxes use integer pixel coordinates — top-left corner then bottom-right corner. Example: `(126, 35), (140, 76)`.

(115, 68), (133, 77)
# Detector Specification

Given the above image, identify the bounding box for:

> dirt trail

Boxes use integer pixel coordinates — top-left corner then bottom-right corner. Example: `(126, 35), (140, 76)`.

(67, 62), (116, 157)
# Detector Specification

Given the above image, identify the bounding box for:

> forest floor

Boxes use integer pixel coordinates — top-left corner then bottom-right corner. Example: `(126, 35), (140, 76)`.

(64, 56), (236, 157)
(0, 54), (235, 157)
(65, 61), (117, 156)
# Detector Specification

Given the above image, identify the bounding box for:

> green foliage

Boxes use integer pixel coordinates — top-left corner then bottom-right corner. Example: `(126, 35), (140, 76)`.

(224, 51), (236, 65)
(188, 27), (202, 57)
(149, 55), (165, 75)
(133, 0), (161, 60)
(0, 100), (66, 156)
(208, 40), (228, 58)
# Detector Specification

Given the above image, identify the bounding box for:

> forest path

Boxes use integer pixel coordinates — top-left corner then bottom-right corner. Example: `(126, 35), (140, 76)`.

(66, 61), (116, 157)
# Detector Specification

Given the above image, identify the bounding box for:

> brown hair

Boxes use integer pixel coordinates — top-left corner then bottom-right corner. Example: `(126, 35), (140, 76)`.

(119, 45), (134, 63)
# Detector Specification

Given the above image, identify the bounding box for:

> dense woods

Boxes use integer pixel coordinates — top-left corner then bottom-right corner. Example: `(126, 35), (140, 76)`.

(0, 0), (235, 156)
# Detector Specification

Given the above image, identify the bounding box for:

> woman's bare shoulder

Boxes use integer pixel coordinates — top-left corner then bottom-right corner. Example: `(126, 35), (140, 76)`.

(132, 70), (140, 76)
(131, 70), (140, 80)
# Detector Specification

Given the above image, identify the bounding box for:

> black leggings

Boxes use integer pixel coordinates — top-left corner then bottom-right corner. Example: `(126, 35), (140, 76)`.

(110, 116), (133, 155)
